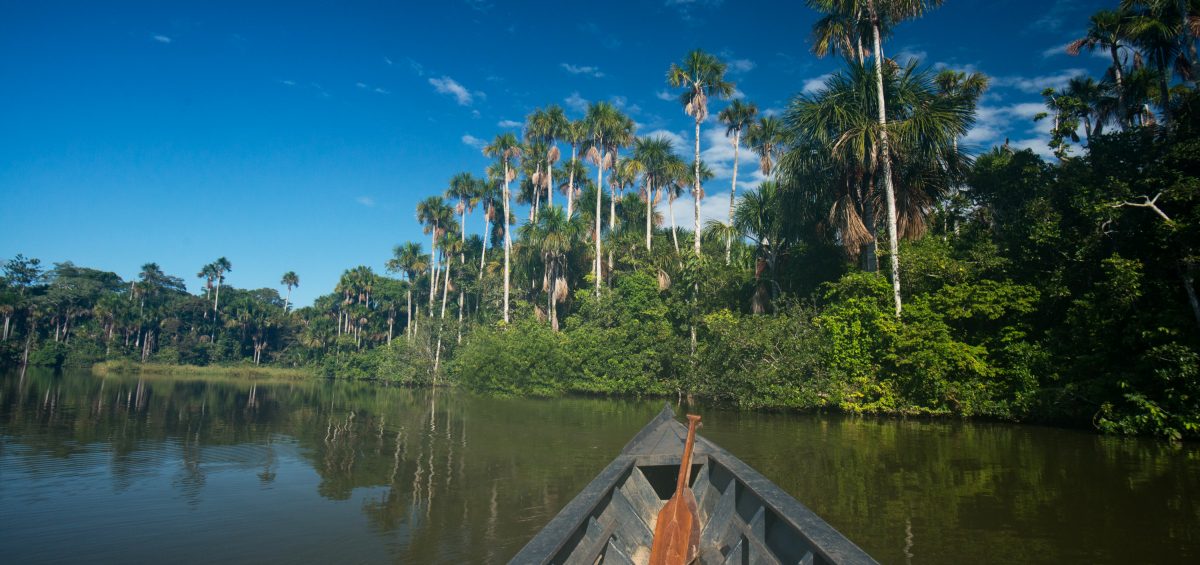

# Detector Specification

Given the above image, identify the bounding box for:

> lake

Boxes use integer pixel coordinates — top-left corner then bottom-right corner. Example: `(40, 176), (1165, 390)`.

(1, 369), (1197, 563)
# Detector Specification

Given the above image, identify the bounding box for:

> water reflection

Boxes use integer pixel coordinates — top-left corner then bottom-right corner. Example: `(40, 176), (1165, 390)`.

(0, 369), (1198, 564)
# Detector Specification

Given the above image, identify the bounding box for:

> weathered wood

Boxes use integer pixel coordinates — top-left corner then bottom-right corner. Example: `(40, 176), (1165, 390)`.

(509, 405), (878, 565)
(649, 414), (702, 565)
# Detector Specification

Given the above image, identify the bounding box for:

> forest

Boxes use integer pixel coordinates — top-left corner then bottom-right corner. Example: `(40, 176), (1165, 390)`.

(3, 0), (1198, 439)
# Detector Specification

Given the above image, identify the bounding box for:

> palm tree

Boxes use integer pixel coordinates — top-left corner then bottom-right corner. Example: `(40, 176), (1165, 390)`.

(583, 101), (631, 294)
(412, 196), (451, 316)
(785, 60), (973, 274)
(528, 105), (567, 209)
(482, 132), (522, 323)
(210, 257), (231, 340)
(386, 242), (426, 340)
(810, 2), (873, 64)
(629, 136), (675, 252)
(808, 0), (945, 317)
(280, 271), (299, 312)
(1067, 8), (1137, 124)
(521, 206), (582, 331)
(934, 69), (990, 150)
(561, 119), (588, 218)
(718, 99), (759, 263)
(745, 116), (786, 178)
(479, 165), (503, 281)
(668, 49), (736, 256)
(1124, 0), (1194, 122)
(732, 180), (789, 313)
(662, 154), (691, 253)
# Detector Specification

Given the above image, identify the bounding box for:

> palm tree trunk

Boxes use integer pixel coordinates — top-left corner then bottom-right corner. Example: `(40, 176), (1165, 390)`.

(595, 149), (604, 295)
(441, 250), (451, 320)
(284, 287), (292, 313)
(693, 118), (703, 256)
(1111, 45), (1126, 125)
(503, 163), (512, 323)
(212, 279), (222, 341)
(645, 181), (654, 251)
(430, 229), (439, 315)
(1183, 261), (1200, 331)
(480, 207), (490, 279)
(726, 130), (741, 264)
(669, 193), (680, 253)
(3, 316), (10, 341)
(406, 289), (412, 340)
(547, 156), (554, 209)
(458, 290), (464, 344)
(567, 145), (577, 218)
(870, 9), (904, 317)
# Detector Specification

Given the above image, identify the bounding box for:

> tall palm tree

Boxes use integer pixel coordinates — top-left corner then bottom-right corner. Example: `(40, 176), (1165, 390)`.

(417, 196), (454, 315)
(808, 0), (945, 317)
(668, 49), (736, 256)
(733, 180), (789, 313)
(479, 164), (503, 280)
(1068, 8), (1137, 124)
(717, 99), (759, 263)
(386, 242), (426, 340)
(521, 206), (582, 331)
(785, 60), (973, 274)
(662, 154), (691, 253)
(1124, 0), (1195, 122)
(583, 101), (630, 294)
(210, 257), (232, 340)
(280, 271), (299, 313)
(629, 136), (675, 251)
(562, 119), (588, 218)
(745, 116), (786, 180)
(482, 132), (522, 323)
(528, 105), (567, 209)
(810, 2), (874, 64)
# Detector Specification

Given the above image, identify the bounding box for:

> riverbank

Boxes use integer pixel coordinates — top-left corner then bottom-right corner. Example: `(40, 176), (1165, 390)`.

(91, 360), (314, 380)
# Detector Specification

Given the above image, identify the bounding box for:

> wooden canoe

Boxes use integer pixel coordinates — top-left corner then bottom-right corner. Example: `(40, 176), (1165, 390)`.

(510, 405), (879, 565)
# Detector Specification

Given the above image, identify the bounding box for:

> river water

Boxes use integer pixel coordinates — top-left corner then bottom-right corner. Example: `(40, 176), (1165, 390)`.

(1, 369), (1197, 564)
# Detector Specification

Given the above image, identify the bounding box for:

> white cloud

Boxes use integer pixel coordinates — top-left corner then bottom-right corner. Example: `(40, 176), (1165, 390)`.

(384, 56), (393, 65)
(356, 82), (367, 89)
(561, 63), (605, 78)
(407, 58), (425, 76)
(993, 68), (1087, 93)
(280, 80), (296, 87)
(1009, 137), (1056, 158)
(429, 76), (478, 105)
(656, 90), (675, 101)
(498, 119), (522, 128)
(1041, 43), (1070, 58)
(730, 88), (746, 100)
(461, 134), (485, 148)
(655, 188), (736, 233)
(565, 91), (589, 113)
(153, 35), (172, 44)
(374, 87), (390, 95)
(726, 58), (755, 73)
(802, 73), (833, 94)
(642, 129), (687, 149)
(891, 48), (927, 65)
(356, 196), (375, 207)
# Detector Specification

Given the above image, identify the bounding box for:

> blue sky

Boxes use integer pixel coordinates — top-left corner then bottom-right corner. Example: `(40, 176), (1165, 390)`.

(1, 0), (1113, 307)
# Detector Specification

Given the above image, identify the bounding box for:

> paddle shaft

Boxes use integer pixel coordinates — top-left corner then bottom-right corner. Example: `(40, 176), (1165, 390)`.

(649, 414), (702, 565)
(675, 415), (701, 495)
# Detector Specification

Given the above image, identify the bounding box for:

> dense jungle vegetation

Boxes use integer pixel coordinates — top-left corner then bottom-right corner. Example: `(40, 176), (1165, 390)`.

(4, 1), (1199, 439)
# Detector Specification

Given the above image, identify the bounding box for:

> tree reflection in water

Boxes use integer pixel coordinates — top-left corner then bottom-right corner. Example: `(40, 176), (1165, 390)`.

(1, 368), (1199, 564)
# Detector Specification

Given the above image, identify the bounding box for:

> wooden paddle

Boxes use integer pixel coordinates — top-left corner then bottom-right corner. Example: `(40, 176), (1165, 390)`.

(649, 414), (702, 565)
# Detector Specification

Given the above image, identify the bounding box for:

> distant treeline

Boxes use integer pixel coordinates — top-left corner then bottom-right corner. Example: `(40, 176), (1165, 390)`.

(4, 1), (1199, 439)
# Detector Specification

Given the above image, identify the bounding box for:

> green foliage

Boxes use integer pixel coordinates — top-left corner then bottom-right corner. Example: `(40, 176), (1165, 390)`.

(450, 318), (570, 397)
(696, 303), (833, 409)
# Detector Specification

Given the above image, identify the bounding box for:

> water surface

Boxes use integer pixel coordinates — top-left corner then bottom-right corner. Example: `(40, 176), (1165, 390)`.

(1, 369), (1197, 563)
